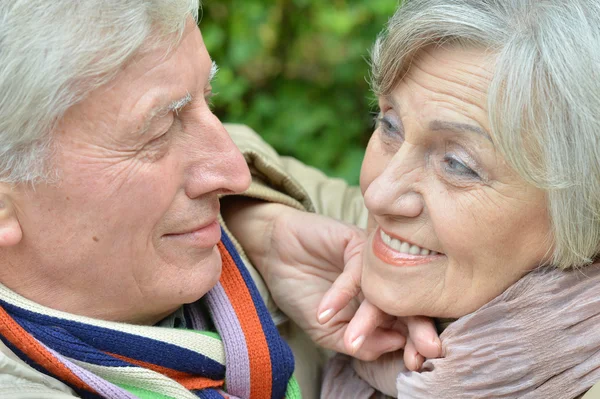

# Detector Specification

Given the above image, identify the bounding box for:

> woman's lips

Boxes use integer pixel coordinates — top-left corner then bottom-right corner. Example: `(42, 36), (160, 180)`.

(372, 227), (444, 266)
(164, 220), (221, 249)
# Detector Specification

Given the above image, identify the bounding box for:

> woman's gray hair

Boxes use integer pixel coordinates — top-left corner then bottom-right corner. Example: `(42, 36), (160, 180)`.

(0, 0), (200, 183)
(372, 0), (600, 269)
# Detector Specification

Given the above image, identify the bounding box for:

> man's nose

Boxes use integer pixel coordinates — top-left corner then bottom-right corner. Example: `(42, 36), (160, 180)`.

(183, 113), (251, 199)
(363, 144), (425, 218)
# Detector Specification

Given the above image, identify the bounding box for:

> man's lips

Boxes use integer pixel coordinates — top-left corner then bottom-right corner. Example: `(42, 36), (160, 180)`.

(167, 219), (217, 236)
(372, 227), (444, 266)
(163, 219), (221, 249)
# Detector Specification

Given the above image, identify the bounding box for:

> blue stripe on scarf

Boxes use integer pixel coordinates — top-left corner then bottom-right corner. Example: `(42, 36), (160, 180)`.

(0, 335), (105, 399)
(16, 317), (134, 367)
(0, 299), (225, 379)
(220, 229), (296, 399)
(197, 388), (226, 399)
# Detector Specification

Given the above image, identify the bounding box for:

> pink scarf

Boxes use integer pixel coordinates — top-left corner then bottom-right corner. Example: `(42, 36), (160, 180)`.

(323, 265), (600, 398)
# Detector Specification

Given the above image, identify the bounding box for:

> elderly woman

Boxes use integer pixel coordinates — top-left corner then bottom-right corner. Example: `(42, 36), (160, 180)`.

(226, 0), (600, 397)
(1, 1), (441, 398)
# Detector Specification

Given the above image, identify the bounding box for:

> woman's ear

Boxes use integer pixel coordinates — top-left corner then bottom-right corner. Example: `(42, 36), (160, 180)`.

(0, 193), (23, 247)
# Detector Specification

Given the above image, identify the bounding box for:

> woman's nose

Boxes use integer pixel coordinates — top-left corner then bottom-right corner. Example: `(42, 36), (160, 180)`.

(184, 113), (251, 199)
(363, 145), (425, 218)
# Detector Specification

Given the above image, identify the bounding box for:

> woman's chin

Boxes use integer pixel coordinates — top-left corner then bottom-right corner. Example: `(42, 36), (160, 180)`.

(362, 240), (449, 317)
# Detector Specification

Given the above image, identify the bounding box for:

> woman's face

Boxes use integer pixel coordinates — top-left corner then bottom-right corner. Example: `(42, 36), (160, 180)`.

(360, 45), (552, 318)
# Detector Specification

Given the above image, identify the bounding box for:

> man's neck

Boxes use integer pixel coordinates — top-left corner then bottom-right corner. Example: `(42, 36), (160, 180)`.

(0, 252), (177, 326)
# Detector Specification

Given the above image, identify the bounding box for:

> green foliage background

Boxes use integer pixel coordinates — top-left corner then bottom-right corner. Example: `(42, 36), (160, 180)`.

(200, 1), (398, 184)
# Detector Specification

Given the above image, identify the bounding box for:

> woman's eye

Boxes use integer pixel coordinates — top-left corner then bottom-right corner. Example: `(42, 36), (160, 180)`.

(375, 112), (404, 140)
(444, 155), (480, 179)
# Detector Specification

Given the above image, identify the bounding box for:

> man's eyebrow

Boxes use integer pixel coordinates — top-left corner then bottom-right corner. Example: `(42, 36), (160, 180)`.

(168, 92), (192, 114)
(429, 120), (492, 142)
(208, 60), (219, 84)
(137, 92), (192, 135)
(138, 62), (218, 134)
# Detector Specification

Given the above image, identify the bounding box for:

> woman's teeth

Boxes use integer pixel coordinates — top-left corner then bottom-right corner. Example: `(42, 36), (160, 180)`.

(380, 230), (438, 256)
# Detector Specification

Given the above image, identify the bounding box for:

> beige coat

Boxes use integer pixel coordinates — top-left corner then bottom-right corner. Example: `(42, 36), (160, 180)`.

(0, 124), (598, 399)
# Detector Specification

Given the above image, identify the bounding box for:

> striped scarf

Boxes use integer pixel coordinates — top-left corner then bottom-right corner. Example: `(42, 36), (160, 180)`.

(0, 228), (301, 399)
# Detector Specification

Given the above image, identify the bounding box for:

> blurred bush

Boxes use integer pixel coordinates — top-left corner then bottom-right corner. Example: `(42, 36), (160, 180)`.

(200, 0), (398, 184)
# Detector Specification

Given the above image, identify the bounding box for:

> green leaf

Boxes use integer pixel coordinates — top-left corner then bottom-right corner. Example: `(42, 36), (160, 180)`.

(201, 0), (396, 184)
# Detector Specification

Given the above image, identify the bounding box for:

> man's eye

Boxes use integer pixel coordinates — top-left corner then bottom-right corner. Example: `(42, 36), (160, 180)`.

(146, 128), (170, 145)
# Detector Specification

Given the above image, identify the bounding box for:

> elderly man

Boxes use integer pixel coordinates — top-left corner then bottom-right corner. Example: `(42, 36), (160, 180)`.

(0, 1), (440, 398)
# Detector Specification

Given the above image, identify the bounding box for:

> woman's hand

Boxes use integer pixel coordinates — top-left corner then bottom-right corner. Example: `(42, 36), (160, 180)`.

(223, 198), (404, 359)
(222, 199), (440, 363)
(318, 242), (442, 370)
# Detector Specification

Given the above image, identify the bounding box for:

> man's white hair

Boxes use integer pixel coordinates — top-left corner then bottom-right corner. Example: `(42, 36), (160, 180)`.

(371, 0), (600, 269)
(0, 0), (200, 183)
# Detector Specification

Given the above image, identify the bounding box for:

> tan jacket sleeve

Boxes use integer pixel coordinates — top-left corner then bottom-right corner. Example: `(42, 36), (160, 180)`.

(225, 123), (368, 228)
(224, 123), (370, 399)
(0, 340), (78, 398)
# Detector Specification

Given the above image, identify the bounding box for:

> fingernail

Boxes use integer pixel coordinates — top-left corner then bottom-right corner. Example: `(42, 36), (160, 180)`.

(351, 336), (365, 353)
(414, 354), (424, 370)
(433, 337), (442, 352)
(318, 309), (334, 324)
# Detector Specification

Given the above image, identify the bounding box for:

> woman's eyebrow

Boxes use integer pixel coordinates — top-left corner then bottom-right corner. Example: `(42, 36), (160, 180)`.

(429, 120), (492, 142)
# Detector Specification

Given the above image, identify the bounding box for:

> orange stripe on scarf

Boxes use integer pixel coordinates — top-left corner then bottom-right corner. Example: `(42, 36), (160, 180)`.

(218, 242), (273, 399)
(109, 352), (224, 390)
(0, 306), (96, 393)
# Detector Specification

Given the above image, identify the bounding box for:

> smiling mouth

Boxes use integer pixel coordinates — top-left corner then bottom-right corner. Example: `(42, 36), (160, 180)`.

(379, 229), (439, 256)
(163, 220), (221, 250)
(373, 228), (444, 266)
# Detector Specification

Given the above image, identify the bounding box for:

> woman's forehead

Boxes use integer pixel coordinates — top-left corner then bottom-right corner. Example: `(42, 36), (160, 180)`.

(382, 46), (494, 136)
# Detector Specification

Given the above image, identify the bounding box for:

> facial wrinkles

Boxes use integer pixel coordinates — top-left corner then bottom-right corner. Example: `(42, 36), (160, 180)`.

(405, 74), (486, 133)
(405, 49), (492, 132)
(124, 62), (195, 138)
(57, 39), (205, 195)
(57, 140), (153, 199)
(418, 47), (493, 100)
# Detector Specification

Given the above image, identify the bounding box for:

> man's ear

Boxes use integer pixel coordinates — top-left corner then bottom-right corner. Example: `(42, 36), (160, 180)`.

(0, 193), (23, 247)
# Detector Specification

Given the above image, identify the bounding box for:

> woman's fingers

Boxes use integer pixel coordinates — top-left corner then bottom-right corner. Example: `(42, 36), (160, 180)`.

(405, 316), (442, 359)
(316, 250), (363, 324)
(403, 337), (425, 371)
(343, 299), (400, 357)
(348, 327), (406, 362)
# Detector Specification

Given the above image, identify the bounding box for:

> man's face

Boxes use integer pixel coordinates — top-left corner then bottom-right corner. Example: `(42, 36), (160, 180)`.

(8, 20), (251, 323)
